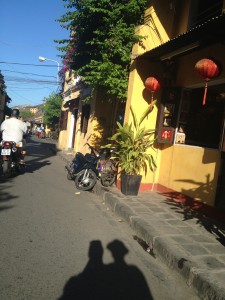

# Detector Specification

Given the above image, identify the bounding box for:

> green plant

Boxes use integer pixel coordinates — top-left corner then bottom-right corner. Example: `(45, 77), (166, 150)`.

(55, 0), (148, 102)
(43, 92), (62, 127)
(105, 103), (157, 175)
(51, 131), (59, 140)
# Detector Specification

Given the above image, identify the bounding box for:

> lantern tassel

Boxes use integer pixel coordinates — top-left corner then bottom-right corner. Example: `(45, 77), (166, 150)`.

(150, 93), (154, 111)
(203, 82), (208, 106)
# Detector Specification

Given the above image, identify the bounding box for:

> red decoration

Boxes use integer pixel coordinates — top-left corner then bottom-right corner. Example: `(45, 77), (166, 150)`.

(144, 77), (160, 110)
(195, 59), (219, 105)
(161, 129), (173, 141)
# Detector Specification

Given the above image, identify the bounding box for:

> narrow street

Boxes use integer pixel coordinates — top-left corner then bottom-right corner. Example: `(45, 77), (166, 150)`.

(0, 137), (199, 300)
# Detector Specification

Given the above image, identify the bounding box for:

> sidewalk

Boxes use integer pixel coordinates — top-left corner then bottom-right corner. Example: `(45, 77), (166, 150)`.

(57, 149), (225, 300)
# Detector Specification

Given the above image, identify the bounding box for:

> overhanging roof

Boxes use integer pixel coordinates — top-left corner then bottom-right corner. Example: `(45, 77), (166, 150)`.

(138, 13), (225, 61)
(63, 97), (80, 109)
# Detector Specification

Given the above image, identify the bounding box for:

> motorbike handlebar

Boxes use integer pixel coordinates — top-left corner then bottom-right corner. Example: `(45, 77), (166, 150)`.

(85, 143), (100, 157)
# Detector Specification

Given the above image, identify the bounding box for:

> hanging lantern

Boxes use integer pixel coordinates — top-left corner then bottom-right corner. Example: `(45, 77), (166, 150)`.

(144, 77), (160, 110)
(195, 58), (219, 105)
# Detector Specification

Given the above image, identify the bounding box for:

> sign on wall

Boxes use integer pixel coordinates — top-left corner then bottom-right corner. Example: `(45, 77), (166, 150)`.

(156, 87), (181, 144)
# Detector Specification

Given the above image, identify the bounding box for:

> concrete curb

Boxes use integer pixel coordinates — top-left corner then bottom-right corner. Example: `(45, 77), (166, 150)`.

(94, 183), (225, 300)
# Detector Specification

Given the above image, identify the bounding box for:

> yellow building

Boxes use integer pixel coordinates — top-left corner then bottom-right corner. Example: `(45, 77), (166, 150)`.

(58, 0), (225, 211)
(125, 0), (225, 209)
(58, 70), (123, 155)
(29, 106), (38, 114)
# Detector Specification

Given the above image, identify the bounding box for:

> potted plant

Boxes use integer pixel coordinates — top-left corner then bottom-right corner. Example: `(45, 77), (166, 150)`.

(105, 103), (157, 195)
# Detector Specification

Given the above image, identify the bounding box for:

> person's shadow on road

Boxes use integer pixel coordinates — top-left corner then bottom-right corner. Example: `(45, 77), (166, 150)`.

(59, 239), (153, 300)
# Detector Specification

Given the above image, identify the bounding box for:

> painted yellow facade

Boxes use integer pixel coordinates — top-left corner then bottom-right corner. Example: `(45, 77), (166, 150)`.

(159, 145), (221, 206)
(29, 107), (38, 114)
(58, 70), (119, 156)
(124, 0), (225, 208)
(58, 0), (225, 209)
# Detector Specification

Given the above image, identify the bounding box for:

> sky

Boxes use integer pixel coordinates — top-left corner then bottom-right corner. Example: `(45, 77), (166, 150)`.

(0, 0), (69, 107)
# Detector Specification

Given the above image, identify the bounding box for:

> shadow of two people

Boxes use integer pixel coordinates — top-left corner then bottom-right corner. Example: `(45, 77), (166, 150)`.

(59, 239), (153, 300)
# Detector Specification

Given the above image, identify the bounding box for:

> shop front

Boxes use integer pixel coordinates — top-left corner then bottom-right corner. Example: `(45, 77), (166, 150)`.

(137, 14), (225, 209)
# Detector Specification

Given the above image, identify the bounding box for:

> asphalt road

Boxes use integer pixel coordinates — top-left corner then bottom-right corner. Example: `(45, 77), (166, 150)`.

(0, 137), (199, 300)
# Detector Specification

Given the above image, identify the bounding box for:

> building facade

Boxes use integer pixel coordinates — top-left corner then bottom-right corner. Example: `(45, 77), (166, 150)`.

(57, 0), (225, 211)
(124, 0), (225, 209)
(58, 70), (124, 155)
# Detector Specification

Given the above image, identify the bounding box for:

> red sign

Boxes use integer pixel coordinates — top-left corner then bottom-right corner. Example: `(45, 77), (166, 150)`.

(161, 129), (173, 141)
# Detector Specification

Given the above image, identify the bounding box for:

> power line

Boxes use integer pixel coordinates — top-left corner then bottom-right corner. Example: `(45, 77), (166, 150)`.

(0, 61), (63, 68)
(7, 87), (50, 90)
(1, 69), (56, 78)
(4, 76), (59, 85)
(7, 89), (40, 105)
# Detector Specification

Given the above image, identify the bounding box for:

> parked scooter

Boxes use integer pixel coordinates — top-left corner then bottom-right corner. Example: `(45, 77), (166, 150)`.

(98, 147), (117, 187)
(65, 143), (117, 191)
(0, 140), (22, 178)
(65, 143), (100, 191)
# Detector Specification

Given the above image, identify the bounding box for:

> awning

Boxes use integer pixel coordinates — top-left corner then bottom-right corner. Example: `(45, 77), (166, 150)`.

(138, 13), (225, 61)
(63, 97), (80, 109)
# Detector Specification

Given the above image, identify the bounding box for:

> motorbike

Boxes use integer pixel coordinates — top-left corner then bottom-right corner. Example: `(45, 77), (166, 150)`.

(98, 147), (118, 187)
(0, 140), (23, 178)
(65, 143), (117, 191)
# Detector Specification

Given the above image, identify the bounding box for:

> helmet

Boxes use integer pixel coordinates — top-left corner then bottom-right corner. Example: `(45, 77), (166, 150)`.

(11, 109), (20, 118)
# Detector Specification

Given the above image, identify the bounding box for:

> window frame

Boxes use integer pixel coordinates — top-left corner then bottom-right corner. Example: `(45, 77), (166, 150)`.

(174, 85), (225, 149)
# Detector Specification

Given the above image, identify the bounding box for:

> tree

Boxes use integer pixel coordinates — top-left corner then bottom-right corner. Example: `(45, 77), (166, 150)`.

(20, 110), (33, 121)
(56, 0), (147, 102)
(43, 92), (62, 127)
(0, 71), (12, 117)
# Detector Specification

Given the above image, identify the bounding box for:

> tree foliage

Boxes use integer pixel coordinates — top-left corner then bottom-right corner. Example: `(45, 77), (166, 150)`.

(0, 71), (12, 117)
(56, 0), (147, 101)
(43, 92), (62, 127)
(20, 110), (34, 121)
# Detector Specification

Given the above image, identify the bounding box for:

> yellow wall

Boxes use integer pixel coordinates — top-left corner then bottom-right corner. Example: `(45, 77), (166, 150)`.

(133, 5), (170, 59)
(73, 97), (95, 155)
(159, 145), (221, 206)
(125, 1), (225, 206)
(58, 111), (70, 151)
(90, 92), (117, 148)
(124, 4), (171, 184)
(30, 108), (38, 114)
(58, 70), (82, 152)
(73, 90), (117, 155)
(58, 86), (116, 155)
(71, 89), (110, 155)
(177, 44), (225, 87)
(155, 44), (225, 206)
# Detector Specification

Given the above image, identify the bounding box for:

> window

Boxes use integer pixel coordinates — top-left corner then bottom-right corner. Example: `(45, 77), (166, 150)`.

(59, 110), (68, 130)
(188, 0), (223, 29)
(157, 88), (181, 144)
(176, 86), (225, 148)
(80, 104), (91, 134)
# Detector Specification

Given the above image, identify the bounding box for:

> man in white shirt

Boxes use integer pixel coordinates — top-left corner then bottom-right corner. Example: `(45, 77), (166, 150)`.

(0, 109), (27, 163)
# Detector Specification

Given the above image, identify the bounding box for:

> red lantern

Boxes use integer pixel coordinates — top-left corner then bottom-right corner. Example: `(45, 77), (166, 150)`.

(144, 77), (160, 110)
(195, 58), (219, 105)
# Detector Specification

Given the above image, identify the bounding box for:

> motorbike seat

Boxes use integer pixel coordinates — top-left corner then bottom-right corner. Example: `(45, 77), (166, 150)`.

(84, 153), (98, 163)
(73, 152), (84, 162)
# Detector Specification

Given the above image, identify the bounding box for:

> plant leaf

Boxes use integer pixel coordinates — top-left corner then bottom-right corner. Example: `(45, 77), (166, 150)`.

(130, 105), (138, 130)
(139, 100), (157, 125)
